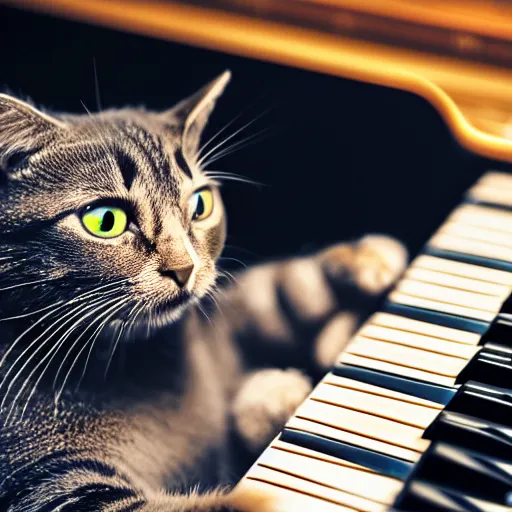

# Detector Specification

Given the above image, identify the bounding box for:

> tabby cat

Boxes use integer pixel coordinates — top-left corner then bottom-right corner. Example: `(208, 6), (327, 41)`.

(0, 71), (407, 511)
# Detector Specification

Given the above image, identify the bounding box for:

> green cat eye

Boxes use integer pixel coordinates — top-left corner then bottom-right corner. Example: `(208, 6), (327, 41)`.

(190, 188), (214, 221)
(81, 206), (128, 238)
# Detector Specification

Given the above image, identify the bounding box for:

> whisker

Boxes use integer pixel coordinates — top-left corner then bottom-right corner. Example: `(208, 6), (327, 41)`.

(20, 301), (120, 421)
(197, 109), (271, 168)
(197, 303), (212, 324)
(201, 128), (271, 168)
(0, 276), (61, 292)
(103, 300), (140, 381)
(4, 294), (124, 423)
(0, 294), (118, 413)
(219, 256), (247, 268)
(204, 174), (263, 187)
(0, 300), (65, 322)
(218, 269), (240, 287)
(103, 322), (125, 382)
(124, 300), (146, 338)
(197, 109), (247, 163)
(204, 289), (224, 321)
(72, 297), (131, 395)
(0, 278), (130, 370)
(51, 294), (128, 391)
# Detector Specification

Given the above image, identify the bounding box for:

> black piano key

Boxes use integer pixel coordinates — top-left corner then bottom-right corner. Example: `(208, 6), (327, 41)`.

(446, 381), (512, 427)
(425, 247), (512, 273)
(423, 411), (512, 460)
(382, 302), (489, 334)
(480, 316), (512, 348)
(395, 480), (511, 511)
(333, 364), (455, 405)
(500, 294), (512, 315)
(456, 343), (512, 387)
(410, 443), (512, 505)
(279, 428), (413, 481)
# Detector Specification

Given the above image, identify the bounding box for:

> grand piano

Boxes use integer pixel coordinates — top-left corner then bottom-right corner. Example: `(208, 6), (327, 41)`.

(2, 1), (511, 510)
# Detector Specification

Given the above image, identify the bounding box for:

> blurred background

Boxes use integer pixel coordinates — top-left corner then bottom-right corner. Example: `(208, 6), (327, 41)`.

(0, 1), (510, 270)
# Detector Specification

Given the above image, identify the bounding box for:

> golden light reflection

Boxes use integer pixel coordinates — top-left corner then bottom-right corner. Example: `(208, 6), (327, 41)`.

(5, 0), (512, 161)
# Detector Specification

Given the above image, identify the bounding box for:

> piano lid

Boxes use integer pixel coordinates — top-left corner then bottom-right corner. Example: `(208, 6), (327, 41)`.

(5, 0), (512, 162)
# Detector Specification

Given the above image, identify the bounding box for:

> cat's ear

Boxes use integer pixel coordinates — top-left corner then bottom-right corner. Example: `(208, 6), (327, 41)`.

(0, 94), (65, 173)
(164, 71), (231, 157)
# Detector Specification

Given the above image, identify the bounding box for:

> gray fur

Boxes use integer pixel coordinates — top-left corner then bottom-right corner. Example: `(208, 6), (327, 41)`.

(0, 72), (407, 511)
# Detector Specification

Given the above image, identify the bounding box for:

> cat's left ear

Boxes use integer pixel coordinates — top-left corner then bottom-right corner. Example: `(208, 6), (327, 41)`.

(0, 94), (66, 172)
(164, 70), (231, 158)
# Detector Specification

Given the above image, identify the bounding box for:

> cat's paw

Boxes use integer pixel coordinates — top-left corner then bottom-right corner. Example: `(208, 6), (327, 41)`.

(314, 311), (359, 369)
(321, 234), (408, 295)
(232, 369), (312, 452)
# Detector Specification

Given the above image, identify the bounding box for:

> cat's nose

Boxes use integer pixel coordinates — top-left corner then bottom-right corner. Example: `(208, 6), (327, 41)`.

(160, 264), (195, 288)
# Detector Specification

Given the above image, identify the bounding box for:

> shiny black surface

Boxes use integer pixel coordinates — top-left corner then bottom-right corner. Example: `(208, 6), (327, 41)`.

(447, 381), (512, 427)
(395, 479), (509, 511)
(382, 302), (489, 335)
(412, 443), (512, 505)
(333, 364), (455, 405)
(424, 411), (512, 460)
(457, 344), (512, 388)
(481, 315), (512, 348)
(425, 247), (512, 273)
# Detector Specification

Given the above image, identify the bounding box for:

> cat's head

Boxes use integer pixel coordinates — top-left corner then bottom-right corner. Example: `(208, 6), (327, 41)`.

(0, 72), (230, 343)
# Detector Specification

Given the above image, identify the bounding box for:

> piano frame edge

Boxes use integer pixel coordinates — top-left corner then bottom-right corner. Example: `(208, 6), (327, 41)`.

(3, 0), (512, 163)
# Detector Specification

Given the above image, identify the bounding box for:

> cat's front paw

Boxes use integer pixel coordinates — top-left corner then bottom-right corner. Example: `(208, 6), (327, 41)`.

(232, 369), (312, 452)
(322, 234), (408, 295)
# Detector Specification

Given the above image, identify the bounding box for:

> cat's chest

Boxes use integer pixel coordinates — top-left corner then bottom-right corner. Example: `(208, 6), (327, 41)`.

(113, 363), (229, 490)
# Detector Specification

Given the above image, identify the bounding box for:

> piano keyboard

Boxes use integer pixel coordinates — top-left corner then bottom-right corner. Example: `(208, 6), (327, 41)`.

(237, 170), (512, 511)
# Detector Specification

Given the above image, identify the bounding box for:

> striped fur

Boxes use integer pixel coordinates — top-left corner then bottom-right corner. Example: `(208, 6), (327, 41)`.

(0, 72), (407, 511)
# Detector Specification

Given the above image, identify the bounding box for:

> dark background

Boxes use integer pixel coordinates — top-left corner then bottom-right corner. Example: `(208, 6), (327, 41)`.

(0, 4), (507, 268)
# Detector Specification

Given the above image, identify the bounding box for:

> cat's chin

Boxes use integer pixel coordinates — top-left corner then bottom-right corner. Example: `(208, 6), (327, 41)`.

(120, 292), (197, 341)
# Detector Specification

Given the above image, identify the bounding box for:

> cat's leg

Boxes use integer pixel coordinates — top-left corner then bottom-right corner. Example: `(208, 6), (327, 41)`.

(232, 368), (312, 452)
(219, 234), (407, 371)
(0, 454), (274, 512)
(221, 235), (407, 450)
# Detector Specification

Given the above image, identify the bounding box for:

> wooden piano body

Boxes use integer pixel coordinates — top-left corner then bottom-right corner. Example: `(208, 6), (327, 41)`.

(2, 1), (512, 510)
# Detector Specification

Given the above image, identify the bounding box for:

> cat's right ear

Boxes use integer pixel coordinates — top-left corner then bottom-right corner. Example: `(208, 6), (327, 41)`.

(0, 94), (65, 175)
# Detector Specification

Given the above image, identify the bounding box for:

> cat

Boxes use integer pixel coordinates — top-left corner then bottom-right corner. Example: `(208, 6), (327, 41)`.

(0, 71), (408, 511)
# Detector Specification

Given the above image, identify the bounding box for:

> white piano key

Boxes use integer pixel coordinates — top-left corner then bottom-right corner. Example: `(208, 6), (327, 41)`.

(432, 232), (512, 264)
(369, 312), (481, 345)
(257, 446), (402, 505)
(357, 324), (479, 358)
(237, 174), (512, 512)
(388, 290), (496, 321)
(449, 204), (512, 234)
(468, 184), (512, 208)
(339, 353), (456, 387)
(310, 381), (439, 428)
(286, 417), (422, 462)
(395, 279), (504, 313)
(475, 172), (512, 190)
(271, 439), (381, 471)
(405, 267), (510, 298)
(347, 337), (470, 377)
(238, 477), (350, 512)
(248, 466), (384, 511)
(412, 254), (512, 286)
(439, 221), (512, 249)
(294, 399), (429, 453)
(323, 373), (443, 409)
